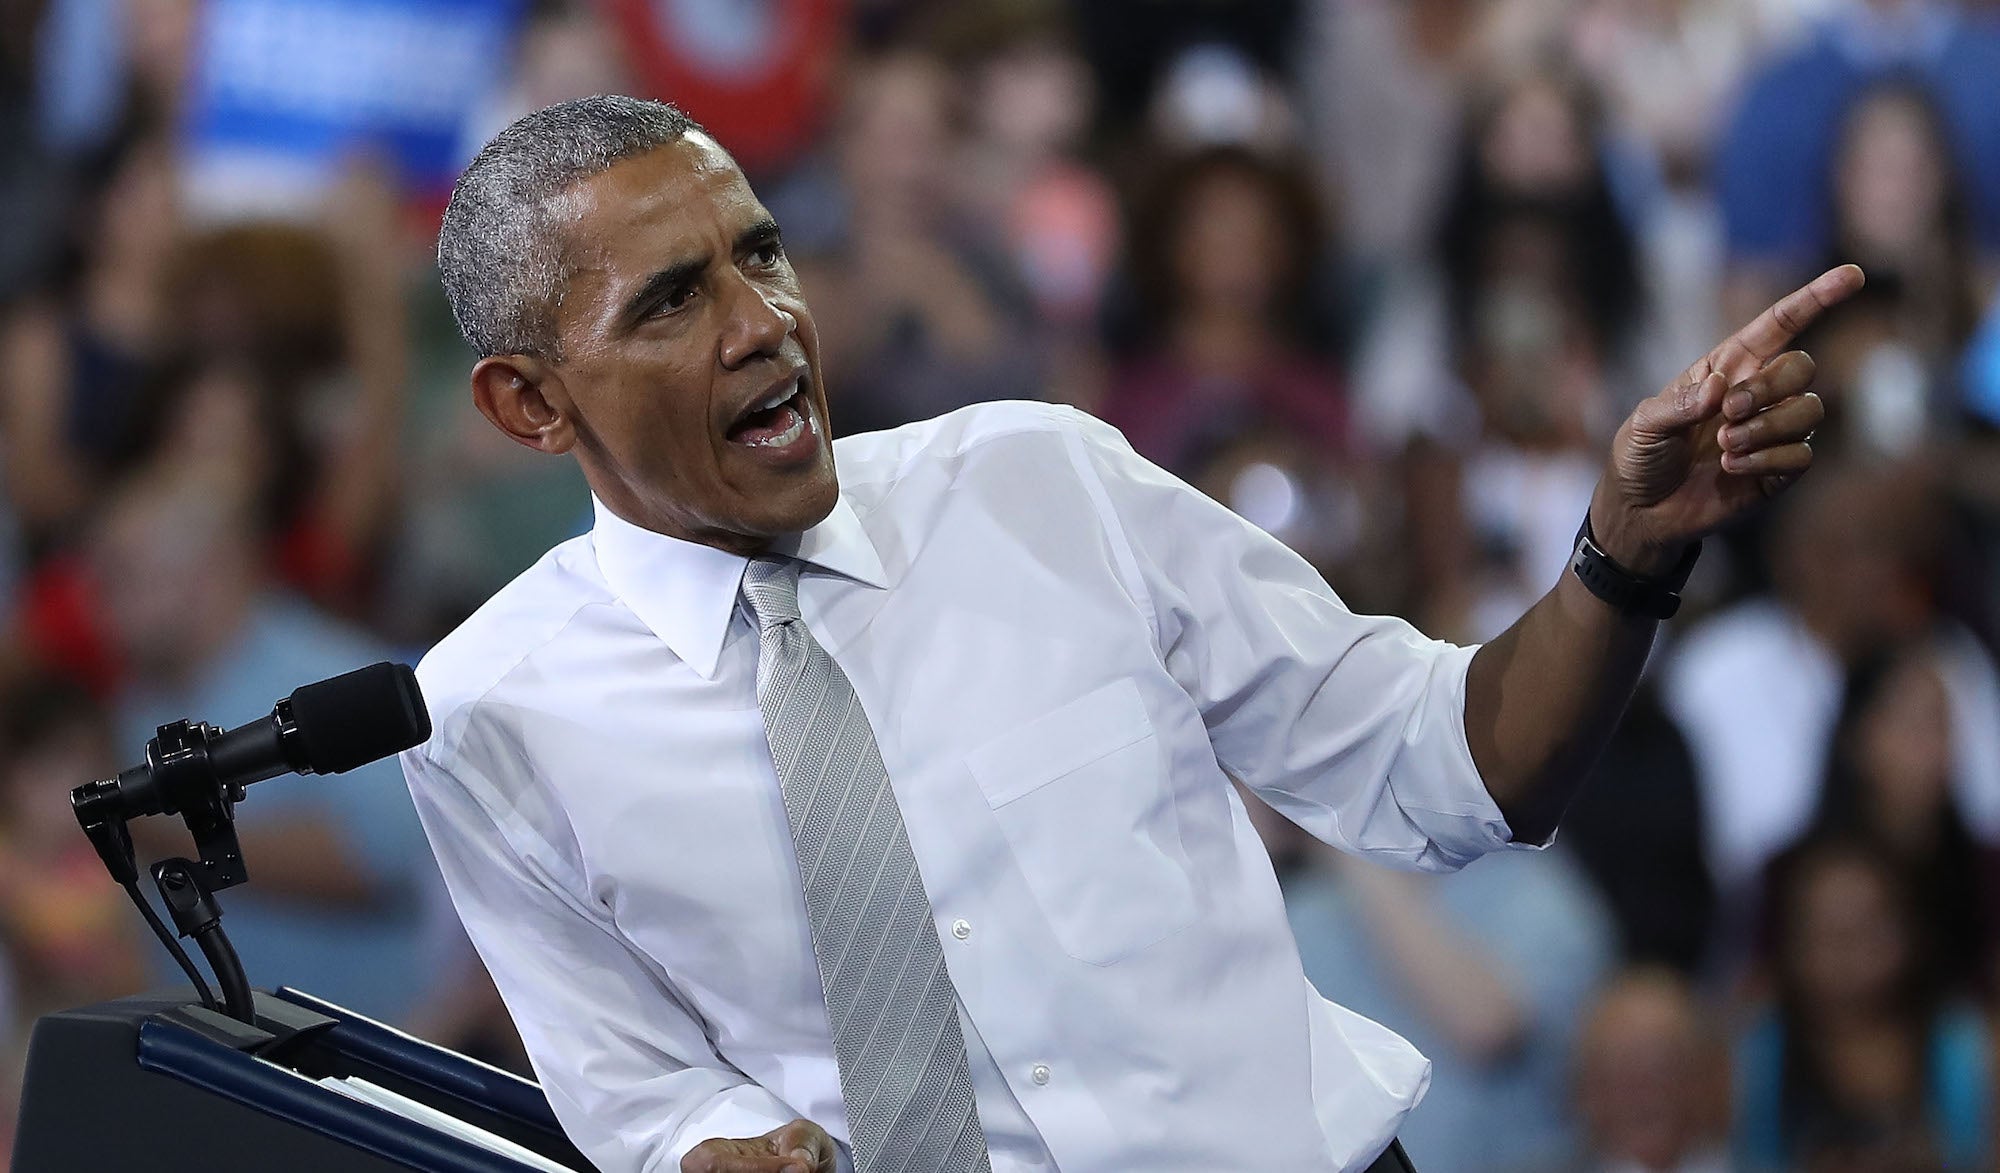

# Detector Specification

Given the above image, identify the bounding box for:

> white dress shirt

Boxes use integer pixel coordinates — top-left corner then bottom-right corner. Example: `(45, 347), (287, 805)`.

(403, 402), (1528, 1173)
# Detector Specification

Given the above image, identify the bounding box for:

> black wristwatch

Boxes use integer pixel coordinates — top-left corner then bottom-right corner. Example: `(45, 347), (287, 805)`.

(1568, 514), (1700, 620)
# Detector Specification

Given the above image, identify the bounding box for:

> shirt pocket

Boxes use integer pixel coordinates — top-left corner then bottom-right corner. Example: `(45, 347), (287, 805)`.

(965, 677), (1197, 965)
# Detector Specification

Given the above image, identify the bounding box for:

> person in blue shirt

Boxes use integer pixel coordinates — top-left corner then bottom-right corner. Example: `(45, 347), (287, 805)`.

(1735, 835), (1991, 1169)
(1247, 789), (1616, 1173)
(1715, 0), (2000, 271)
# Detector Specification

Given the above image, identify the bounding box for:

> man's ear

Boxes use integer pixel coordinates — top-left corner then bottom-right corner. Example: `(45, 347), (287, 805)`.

(471, 354), (579, 455)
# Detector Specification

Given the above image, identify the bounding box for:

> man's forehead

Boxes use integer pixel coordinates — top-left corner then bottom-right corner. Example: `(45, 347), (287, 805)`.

(561, 134), (764, 266)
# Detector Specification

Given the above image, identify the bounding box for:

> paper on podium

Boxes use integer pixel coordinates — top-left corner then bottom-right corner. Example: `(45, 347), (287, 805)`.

(316, 1075), (576, 1172)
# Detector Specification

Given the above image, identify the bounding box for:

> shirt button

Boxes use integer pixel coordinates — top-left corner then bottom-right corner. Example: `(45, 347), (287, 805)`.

(1030, 1063), (1051, 1086)
(951, 919), (972, 940)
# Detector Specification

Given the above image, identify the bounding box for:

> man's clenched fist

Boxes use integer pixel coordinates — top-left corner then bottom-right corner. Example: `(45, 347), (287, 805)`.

(681, 1118), (837, 1173)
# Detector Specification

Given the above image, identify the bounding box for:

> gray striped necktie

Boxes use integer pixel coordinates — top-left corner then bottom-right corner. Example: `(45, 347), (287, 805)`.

(740, 556), (992, 1173)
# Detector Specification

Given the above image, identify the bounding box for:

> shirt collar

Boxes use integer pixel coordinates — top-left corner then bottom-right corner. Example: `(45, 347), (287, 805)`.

(589, 492), (888, 680)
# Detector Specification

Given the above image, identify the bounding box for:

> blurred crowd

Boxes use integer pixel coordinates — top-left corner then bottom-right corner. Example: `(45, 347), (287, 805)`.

(1, 0), (1999, 1169)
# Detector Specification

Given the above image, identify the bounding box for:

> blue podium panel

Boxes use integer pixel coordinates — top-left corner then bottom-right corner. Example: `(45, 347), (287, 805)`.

(274, 987), (569, 1140)
(12, 991), (592, 1173)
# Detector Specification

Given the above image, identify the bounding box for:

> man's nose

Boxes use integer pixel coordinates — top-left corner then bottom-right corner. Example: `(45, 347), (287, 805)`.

(718, 274), (796, 368)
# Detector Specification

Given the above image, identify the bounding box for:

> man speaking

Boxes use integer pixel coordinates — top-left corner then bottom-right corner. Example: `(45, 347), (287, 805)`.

(402, 96), (1858, 1173)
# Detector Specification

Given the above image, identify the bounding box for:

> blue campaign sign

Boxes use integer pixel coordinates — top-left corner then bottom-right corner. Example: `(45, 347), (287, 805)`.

(183, 0), (525, 198)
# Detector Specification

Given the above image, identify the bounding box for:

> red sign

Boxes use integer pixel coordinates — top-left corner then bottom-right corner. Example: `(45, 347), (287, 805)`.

(605, 0), (847, 175)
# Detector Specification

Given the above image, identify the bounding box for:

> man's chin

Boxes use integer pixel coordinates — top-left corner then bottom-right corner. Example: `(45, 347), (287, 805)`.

(735, 468), (841, 542)
(782, 471), (842, 532)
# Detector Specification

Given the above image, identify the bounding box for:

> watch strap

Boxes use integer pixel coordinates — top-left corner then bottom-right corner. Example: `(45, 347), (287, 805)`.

(1568, 515), (1700, 620)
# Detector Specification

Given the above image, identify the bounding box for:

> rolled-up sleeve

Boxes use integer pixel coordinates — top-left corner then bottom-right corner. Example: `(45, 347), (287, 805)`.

(401, 737), (803, 1172)
(1061, 410), (1528, 870)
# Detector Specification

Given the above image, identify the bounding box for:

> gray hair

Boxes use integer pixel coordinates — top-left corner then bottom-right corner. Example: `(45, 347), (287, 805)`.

(438, 95), (704, 359)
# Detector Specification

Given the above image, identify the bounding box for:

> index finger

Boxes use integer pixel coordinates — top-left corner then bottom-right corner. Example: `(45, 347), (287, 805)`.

(684, 1150), (802, 1173)
(1711, 264), (1865, 379)
(725, 1158), (813, 1173)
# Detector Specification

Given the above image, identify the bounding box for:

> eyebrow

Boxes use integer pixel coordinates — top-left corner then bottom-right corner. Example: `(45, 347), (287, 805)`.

(614, 217), (785, 333)
(738, 216), (782, 254)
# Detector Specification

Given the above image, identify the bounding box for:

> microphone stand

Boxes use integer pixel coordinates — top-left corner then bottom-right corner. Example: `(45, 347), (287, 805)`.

(74, 719), (260, 1024)
(66, 662), (427, 1029)
(152, 859), (254, 1023)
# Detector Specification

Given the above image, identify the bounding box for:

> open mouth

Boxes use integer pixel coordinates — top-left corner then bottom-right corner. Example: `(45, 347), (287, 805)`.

(726, 374), (814, 450)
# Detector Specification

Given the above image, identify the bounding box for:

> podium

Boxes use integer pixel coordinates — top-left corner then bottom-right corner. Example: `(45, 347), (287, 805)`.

(12, 986), (595, 1172)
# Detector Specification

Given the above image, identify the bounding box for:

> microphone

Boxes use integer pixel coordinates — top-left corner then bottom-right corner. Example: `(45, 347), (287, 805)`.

(74, 662), (431, 828)
(213, 660), (432, 785)
(69, 662), (430, 1022)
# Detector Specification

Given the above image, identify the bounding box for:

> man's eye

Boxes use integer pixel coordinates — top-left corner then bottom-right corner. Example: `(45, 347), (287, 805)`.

(662, 285), (696, 311)
(752, 241), (784, 266)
